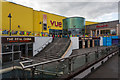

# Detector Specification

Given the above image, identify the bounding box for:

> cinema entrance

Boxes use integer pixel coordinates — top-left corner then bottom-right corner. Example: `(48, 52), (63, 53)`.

(1, 37), (34, 62)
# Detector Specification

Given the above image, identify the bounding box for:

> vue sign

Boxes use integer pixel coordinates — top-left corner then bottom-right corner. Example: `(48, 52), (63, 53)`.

(50, 20), (62, 27)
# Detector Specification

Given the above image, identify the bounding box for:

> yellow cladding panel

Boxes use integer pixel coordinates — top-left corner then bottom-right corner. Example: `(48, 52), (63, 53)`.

(39, 11), (66, 34)
(33, 10), (41, 32)
(2, 2), (33, 36)
(85, 21), (99, 25)
(0, 0), (2, 30)
(85, 21), (99, 34)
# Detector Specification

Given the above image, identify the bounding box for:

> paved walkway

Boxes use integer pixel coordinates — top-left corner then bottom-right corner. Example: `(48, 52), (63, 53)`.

(85, 54), (119, 78)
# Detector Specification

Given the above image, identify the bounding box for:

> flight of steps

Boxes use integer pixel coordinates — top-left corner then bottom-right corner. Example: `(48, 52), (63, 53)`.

(32, 38), (71, 63)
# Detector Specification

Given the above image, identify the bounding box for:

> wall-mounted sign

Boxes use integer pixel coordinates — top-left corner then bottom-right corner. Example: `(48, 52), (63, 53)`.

(96, 25), (108, 28)
(80, 37), (92, 40)
(79, 37), (100, 40)
(12, 31), (18, 35)
(1, 37), (34, 43)
(43, 14), (47, 30)
(50, 20), (62, 27)
(2, 30), (9, 34)
(43, 14), (47, 24)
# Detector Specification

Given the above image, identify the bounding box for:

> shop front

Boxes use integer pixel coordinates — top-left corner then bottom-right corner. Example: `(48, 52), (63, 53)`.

(79, 37), (100, 49)
(1, 37), (34, 62)
(86, 20), (119, 37)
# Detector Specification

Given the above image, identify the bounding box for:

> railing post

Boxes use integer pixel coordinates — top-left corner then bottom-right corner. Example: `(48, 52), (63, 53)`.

(12, 52), (14, 62)
(85, 53), (88, 64)
(95, 51), (99, 60)
(32, 66), (36, 79)
(41, 64), (44, 78)
(68, 58), (72, 74)
(19, 51), (21, 60)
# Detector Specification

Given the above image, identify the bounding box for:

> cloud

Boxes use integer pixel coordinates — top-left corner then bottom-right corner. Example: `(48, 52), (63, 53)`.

(5, 0), (119, 22)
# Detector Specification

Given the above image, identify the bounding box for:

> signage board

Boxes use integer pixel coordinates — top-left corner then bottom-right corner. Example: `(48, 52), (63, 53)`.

(50, 20), (62, 27)
(79, 37), (100, 40)
(96, 25), (108, 28)
(1, 37), (34, 43)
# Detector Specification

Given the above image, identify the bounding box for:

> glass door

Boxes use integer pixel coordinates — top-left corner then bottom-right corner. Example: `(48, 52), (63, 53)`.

(13, 45), (20, 60)
(2, 45), (12, 62)
(28, 43), (33, 57)
(20, 44), (26, 57)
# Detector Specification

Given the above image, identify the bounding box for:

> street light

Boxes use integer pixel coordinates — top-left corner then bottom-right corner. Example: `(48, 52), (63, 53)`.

(8, 13), (12, 36)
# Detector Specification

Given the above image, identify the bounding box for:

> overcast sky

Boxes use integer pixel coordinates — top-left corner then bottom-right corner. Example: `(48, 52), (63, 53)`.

(6, 0), (120, 22)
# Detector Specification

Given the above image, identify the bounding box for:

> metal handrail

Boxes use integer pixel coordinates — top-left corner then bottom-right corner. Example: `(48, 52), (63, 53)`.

(1, 51), (21, 63)
(34, 38), (52, 52)
(0, 51), (21, 54)
(20, 46), (118, 69)
(19, 46), (119, 79)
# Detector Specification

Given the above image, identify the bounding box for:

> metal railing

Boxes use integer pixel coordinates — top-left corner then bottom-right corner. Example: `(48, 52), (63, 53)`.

(1, 51), (21, 63)
(19, 46), (119, 78)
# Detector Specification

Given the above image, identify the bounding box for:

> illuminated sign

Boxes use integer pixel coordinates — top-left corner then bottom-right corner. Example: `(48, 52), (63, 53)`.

(96, 25), (108, 28)
(81, 37), (92, 40)
(50, 20), (62, 27)
(1, 37), (34, 43)
(79, 37), (100, 40)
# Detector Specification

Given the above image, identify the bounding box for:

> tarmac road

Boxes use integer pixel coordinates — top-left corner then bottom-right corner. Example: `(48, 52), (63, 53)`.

(85, 54), (119, 79)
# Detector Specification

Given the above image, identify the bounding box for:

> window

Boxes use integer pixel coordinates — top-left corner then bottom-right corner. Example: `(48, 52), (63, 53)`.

(100, 30), (110, 35)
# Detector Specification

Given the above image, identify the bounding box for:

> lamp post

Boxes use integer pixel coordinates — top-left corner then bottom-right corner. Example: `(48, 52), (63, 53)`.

(8, 13), (12, 36)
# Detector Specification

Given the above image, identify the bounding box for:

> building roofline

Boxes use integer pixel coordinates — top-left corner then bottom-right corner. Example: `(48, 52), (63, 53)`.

(86, 21), (99, 23)
(4, 0), (33, 9)
(86, 20), (119, 26)
(39, 10), (67, 18)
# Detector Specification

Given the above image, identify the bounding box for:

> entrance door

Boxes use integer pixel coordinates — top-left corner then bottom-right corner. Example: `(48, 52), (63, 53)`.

(28, 44), (33, 57)
(85, 40), (88, 48)
(90, 40), (93, 47)
(20, 44), (26, 57)
(13, 45), (20, 60)
(79, 41), (82, 49)
(2, 45), (12, 62)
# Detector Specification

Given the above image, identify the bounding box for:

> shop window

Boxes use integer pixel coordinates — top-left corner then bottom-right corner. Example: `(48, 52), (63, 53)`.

(2, 45), (12, 53)
(100, 30), (110, 35)
(28, 44), (33, 57)
(106, 30), (110, 34)
(97, 30), (99, 35)
(111, 29), (116, 35)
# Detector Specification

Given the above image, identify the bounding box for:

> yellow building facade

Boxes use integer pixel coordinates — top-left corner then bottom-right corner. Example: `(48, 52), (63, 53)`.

(0, 0), (2, 34)
(2, 2), (34, 36)
(33, 11), (66, 36)
(1, 1), (66, 36)
(85, 21), (99, 25)
(1, 1), (99, 36)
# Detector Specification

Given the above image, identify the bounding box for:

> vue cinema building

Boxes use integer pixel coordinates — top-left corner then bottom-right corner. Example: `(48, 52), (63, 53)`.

(0, 0), (119, 58)
(0, 1), (98, 37)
